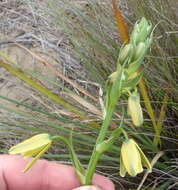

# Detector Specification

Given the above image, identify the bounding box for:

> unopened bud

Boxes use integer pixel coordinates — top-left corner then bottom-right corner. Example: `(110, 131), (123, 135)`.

(118, 44), (133, 64)
(131, 17), (152, 45)
(133, 42), (146, 61)
(128, 72), (138, 80)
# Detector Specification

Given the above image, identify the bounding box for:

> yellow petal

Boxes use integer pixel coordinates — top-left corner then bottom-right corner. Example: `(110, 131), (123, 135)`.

(23, 143), (51, 172)
(21, 145), (46, 157)
(134, 141), (152, 172)
(121, 139), (143, 176)
(9, 133), (51, 155)
(119, 154), (126, 177)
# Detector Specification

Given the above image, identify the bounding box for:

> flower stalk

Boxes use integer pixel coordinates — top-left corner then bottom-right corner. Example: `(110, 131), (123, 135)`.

(84, 17), (152, 184)
(8, 17), (153, 186)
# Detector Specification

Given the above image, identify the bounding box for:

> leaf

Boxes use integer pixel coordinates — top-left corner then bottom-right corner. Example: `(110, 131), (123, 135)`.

(139, 78), (159, 137)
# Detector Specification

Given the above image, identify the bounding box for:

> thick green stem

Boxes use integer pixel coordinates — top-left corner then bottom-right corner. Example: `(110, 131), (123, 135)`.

(84, 68), (124, 185)
(96, 109), (114, 145)
(84, 108), (114, 185)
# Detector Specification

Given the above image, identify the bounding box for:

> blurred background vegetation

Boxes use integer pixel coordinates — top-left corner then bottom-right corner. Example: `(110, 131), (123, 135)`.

(0, 0), (177, 189)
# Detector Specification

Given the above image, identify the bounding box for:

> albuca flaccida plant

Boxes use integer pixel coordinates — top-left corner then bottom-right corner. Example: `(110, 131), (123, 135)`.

(9, 17), (153, 186)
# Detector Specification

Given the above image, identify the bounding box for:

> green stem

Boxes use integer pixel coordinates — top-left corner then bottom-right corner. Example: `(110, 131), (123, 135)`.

(84, 108), (114, 185)
(84, 68), (124, 185)
(96, 109), (114, 144)
(52, 136), (75, 164)
(52, 136), (85, 179)
(121, 128), (129, 139)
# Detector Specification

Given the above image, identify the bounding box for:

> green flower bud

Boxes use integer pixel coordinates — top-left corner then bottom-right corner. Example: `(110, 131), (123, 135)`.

(131, 17), (152, 45)
(133, 42), (146, 61)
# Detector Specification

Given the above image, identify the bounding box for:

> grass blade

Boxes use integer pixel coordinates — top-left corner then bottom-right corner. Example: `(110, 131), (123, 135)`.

(153, 93), (168, 146)
(0, 61), (85, 117)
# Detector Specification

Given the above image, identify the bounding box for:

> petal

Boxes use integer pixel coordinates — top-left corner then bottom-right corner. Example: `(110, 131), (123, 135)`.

(119, 154), (127, 177)
(23, 142), (52, 172)
(135, 142), (152, 172)
(21, 145), (47, 157)
(121, 139), (143, 176)
(9, 133), (51, 155)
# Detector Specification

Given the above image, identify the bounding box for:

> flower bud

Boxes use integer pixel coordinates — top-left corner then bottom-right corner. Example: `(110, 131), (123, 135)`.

(118, 44), (133, 64)
(133, 42), (146, 61)
(128, 91), (143, 126)
(131, 17), (152, 45)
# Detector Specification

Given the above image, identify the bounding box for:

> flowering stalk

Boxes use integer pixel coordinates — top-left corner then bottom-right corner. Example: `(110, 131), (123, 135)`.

(8, 17), (153, 186)
(84, 108), (118, 185)
(84, 17), (152, 185)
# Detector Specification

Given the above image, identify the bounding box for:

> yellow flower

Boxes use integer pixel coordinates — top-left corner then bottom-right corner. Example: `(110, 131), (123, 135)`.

(128, 91), (143, 126)
(9, 133), (52, 172)
(120, 139), (152, 177)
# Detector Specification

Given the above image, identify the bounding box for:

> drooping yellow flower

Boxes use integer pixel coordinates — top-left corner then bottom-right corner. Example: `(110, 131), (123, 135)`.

(120, 139), (152, 177)
(128, 91), (143, 126)
(9, 133), (52, 172)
